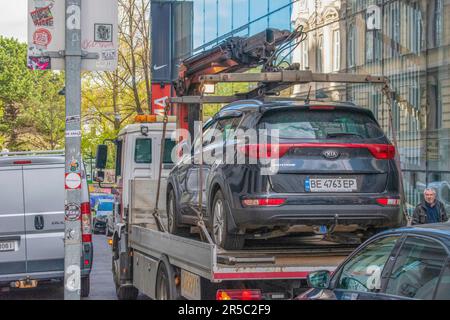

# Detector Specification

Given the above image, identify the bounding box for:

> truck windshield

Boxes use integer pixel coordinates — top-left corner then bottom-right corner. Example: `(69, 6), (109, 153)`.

(134, 138), (176, 164)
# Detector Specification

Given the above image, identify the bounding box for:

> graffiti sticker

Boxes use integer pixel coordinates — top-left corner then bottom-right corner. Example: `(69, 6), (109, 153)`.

(27, 56), (51, 70)
(65, 130), (81, 138)
(65, 203), (81, 221)
(33, 28), (52, 48)
(66, 115), (81, 124)
(101, 49), (116, 61)
(94, 24), (113, 42)
(30, 5), (54, 27)
(68, 157), (80, 173)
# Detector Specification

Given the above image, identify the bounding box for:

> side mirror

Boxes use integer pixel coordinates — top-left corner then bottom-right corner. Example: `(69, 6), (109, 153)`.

(95, 145), (108, 170)
(94, 170), (105, 183)
(307, 270), (331, 289)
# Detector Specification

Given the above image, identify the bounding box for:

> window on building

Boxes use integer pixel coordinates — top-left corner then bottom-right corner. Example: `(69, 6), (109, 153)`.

(299, 39), (309, 70)
(366, 28), (382, 63)
(348, 23), (356, 67)
(316, 34), (323, 72)
(333, 29), (340, 71)
(232, 0), (249, 30)
(388, 3), (401, 58)
(434, 0), (444, 47)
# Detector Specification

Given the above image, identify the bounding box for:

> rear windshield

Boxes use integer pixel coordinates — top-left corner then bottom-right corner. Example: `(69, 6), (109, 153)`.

(98, 201), (113, 212)
(258, 109), (384, 140)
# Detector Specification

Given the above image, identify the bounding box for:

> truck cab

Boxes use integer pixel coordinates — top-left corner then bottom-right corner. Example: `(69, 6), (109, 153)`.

(111, 118), (177, 229)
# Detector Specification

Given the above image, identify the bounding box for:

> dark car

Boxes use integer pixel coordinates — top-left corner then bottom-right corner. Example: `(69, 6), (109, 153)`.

(166, 100), (403, 250)
(93, 199), (114, 234)
(297, 222), (450, 300)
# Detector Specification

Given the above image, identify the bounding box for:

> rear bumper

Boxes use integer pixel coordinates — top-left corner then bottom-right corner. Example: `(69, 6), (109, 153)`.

(0, 268), (91, 287)
(230, 204), (402, 231)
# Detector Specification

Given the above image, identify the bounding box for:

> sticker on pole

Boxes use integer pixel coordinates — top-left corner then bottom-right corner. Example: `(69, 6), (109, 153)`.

(66, 130), (81, 138)
(65, 203), (81, 221)
(66, 265), (81, 292)
(65, 173), (82, 189)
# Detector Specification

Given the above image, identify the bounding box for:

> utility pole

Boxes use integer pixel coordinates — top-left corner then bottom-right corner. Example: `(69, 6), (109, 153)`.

(64, 0), (82, 300)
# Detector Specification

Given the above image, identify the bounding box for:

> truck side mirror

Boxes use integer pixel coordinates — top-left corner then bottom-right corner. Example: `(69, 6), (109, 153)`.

(94, 170), (105, 183)
(95, 145), (108, 170)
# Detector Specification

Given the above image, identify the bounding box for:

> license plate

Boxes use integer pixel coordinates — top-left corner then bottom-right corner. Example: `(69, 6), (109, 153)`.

(181, 270), (201, 300)
(305, 178), (357, 192)
(0, 241), (16, 252)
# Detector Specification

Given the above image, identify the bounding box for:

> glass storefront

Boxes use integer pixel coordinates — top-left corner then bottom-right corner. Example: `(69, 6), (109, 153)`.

(179, 0), (450, 215)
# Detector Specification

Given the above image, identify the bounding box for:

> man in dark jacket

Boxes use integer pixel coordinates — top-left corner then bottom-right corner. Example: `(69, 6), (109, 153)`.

(412, 188), (448, 225)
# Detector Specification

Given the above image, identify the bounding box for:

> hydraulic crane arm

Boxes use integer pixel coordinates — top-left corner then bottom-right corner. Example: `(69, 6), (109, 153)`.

(174, 27), (305, 135)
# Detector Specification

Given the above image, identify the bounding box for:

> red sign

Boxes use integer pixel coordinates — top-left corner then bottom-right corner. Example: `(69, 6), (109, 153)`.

(33, 28), (52, 48)
(151, 83), (172, 116)
(65, 173), (82, 190)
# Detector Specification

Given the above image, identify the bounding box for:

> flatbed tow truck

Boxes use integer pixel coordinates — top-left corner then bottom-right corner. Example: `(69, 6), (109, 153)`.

(94, 27), (406, 300)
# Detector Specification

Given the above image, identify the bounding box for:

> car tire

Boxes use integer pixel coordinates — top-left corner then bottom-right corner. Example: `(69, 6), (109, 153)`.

(80, 276), (90, 298)
(211, 190), (245, 250)
(167, 189), (189, 236)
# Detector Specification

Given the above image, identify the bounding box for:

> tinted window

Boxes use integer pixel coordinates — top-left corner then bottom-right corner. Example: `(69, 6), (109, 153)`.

(163, 139), (176, 164)
(259, 109), (384, 140)
(336, 236), (399, 293)
(385, 237), (447, 299)
(135, 139), (152, 163)
(435, 262), (450, 299)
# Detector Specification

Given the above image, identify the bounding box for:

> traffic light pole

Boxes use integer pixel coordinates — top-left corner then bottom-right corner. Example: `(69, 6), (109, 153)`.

(64, 0), (82, 300)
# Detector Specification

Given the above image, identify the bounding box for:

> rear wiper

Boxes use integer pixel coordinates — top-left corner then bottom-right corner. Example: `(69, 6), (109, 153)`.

(326, 132), (364, 139)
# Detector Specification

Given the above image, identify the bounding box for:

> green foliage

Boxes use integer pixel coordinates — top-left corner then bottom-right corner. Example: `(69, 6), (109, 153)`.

(0, 36), (66, 151)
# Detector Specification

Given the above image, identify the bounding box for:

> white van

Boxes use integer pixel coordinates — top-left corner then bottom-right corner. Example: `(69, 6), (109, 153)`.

(0, 151), (93, 297)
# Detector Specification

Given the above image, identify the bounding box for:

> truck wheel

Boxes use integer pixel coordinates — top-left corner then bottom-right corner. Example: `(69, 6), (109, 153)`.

(167, 189), (189, 236)
(212, 190), (245, 250)
(156, 263), (171, 300)
(80, 276), (90, 298)
(117, 286), (139, 300)
(156, 258), (180, 300)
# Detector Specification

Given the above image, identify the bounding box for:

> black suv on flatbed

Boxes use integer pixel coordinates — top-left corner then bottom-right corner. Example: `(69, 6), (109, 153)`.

(166, 100), (404, 250)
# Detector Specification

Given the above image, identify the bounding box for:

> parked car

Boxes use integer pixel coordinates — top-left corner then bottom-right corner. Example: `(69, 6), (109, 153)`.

(93, 199), (114, 236)
(297, 222), (450, 300)
(166, 101), (404, 250)
(0, 153), (93, 297)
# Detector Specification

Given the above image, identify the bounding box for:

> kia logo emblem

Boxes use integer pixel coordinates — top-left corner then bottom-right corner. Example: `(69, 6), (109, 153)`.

(322, 150), (340, 159)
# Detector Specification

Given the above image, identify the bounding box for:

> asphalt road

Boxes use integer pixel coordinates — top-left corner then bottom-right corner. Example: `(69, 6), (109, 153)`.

(0, 234), (120, 300)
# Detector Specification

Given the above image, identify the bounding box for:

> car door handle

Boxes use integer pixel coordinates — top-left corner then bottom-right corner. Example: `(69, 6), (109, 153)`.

(34, 215), (44, 230)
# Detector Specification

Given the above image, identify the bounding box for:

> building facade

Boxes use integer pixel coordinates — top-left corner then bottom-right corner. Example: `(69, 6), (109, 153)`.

(177, 0), (450, 214)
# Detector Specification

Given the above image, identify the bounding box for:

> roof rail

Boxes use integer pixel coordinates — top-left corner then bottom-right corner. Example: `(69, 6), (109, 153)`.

(0, 150), (64, 157)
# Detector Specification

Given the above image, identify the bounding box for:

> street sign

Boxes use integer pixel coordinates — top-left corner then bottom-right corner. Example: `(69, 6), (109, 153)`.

(80, 0), (118, 71)
(27, 0), (118, 71)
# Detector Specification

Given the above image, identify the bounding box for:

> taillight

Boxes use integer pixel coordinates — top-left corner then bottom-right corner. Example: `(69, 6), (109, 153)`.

(242, 198), (286, 207)
(13, 160), (32, 165)
(216, 289), (262, 301)
(376, 198), (400, 206)
(366, 144), (396, 160)
(309, 106), (336, 110)
(81, 202), (92, 242)
(238, 143), (395, 160)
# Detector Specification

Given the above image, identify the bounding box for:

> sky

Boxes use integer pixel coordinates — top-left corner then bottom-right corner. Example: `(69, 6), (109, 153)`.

(0, 0), (28, 42)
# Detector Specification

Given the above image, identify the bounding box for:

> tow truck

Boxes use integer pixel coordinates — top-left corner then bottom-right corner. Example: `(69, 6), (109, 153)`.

(93, 27), (407, 300)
